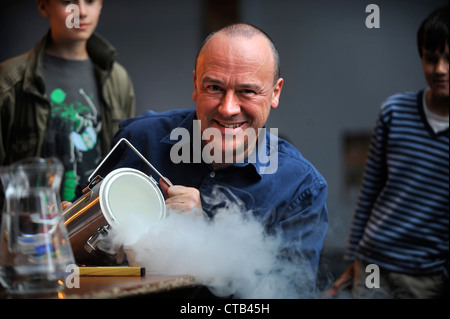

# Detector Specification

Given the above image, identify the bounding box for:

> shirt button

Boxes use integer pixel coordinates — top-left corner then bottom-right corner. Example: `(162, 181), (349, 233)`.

(210, 172), (215, 178)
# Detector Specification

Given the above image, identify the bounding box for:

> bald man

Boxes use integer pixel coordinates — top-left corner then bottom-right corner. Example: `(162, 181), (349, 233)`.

(100, 23), (328, 297)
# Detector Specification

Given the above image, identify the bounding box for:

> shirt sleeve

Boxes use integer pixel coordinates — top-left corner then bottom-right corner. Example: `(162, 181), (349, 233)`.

(278, 179), (328, 297)
(345, 109), (389, 262)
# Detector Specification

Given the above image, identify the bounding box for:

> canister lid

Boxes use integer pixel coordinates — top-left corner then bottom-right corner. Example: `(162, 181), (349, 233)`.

(99, 168), (166, 226)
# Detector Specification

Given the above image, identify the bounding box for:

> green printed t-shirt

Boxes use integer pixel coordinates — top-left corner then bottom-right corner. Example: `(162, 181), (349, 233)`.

(43, 52), (102, 201)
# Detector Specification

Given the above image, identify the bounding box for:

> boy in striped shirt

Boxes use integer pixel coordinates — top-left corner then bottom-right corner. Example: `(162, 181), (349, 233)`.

(344, 4), (448, 298)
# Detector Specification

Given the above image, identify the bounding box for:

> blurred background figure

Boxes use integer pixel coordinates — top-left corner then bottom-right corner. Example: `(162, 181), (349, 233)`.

(0, 0), (135, 209)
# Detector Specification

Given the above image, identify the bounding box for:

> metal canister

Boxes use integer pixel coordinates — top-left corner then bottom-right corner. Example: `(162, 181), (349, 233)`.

(62, 167), (166, 265)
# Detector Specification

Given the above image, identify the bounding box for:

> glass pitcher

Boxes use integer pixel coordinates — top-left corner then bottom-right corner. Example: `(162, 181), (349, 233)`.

(0, 157), (75, 295)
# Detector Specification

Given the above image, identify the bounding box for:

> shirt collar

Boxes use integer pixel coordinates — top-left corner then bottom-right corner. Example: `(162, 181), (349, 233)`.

(160, 110), (278, 178)
(23, 30), (117, 95)
(160, 110), (196, 145)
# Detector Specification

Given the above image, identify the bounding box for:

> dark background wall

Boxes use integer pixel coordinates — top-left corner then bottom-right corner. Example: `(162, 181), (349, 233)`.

(1, 0), (446, 288)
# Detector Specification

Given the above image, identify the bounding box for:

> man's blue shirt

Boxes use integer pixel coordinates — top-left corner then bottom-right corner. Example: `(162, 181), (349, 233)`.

(109, 109), (328, 296)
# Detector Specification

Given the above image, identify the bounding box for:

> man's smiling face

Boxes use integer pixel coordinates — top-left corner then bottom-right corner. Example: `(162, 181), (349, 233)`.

(193, 32), (283, 166)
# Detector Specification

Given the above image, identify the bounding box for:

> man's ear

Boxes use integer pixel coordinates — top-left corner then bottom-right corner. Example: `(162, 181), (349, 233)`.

(36, 0), (50, 18)
(271, 78), (284, 110)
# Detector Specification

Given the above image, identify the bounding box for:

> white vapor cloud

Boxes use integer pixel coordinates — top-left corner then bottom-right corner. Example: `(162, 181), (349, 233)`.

(106, 186), (313, 299)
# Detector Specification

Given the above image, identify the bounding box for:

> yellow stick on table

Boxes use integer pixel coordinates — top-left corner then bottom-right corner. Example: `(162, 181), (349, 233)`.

(78, 267), (145, 277)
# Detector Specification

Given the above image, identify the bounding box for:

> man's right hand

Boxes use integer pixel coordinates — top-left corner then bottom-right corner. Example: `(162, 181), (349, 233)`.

(159, 178), (202, 216)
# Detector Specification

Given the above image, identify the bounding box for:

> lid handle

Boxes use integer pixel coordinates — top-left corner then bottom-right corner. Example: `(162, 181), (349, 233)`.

(87, 138), (173, 188)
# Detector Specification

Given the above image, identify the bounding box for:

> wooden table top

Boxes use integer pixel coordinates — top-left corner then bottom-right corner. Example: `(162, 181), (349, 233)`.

(63, 274), (198, 299)
(0, 274), (200, 299)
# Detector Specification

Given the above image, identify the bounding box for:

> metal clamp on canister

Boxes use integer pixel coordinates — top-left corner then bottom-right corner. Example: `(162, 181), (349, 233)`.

(84, 225), (110, 253)
(82, 175), (103, 195)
